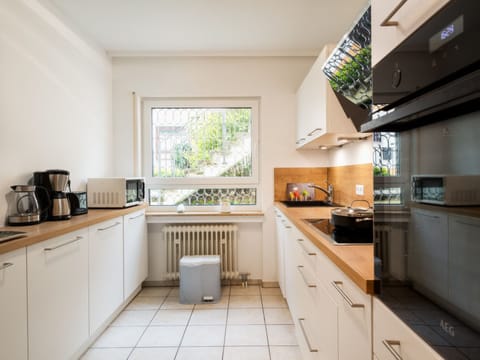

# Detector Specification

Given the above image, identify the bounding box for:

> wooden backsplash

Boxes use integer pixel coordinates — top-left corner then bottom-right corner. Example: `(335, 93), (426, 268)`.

(274, 168), (328, 201)
(274, 164), (373, 207)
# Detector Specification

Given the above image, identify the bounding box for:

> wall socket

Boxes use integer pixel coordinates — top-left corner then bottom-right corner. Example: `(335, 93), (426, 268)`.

(355, 184), (364, 196)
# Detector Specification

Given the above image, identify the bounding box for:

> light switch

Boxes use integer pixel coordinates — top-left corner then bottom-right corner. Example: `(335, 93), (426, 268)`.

(356, 184), (364, 196)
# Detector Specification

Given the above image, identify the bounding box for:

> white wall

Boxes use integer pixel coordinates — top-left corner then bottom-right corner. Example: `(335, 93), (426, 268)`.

(112, 56), (330, 281)
(0, 0), (113, 225)
(329, 138), (373, 166)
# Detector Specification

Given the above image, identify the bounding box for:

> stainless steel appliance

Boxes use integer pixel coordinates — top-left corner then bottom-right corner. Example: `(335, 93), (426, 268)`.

(47, 169), (71, 220)
(87, 177), (145, 208)
(370, 1), (480, 358)
(412, 174), (480, 206)
(7, 185), (46, 225)
(363, 0), (480, 132)
(66, 191), (88, 215)
(33, 170), (71, 220)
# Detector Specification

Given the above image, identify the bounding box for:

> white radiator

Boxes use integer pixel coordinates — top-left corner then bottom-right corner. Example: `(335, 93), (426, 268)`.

(163, 224), (239, 280)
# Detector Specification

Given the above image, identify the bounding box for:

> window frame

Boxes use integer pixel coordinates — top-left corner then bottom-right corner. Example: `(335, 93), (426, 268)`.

(141, 97), (260, 211)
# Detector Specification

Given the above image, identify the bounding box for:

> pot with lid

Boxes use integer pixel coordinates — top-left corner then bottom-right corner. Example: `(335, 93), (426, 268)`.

(331, 200), (373, 230)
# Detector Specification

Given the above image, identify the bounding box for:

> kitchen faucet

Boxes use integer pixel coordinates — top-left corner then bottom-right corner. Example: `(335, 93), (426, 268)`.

(308, 183), (334, 204)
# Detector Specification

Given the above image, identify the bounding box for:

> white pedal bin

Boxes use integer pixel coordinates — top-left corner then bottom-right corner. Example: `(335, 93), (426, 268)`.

(179, 255), (221, 304)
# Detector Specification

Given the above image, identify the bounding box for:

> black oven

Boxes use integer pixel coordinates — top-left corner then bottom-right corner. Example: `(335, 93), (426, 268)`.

(363, 0), (480, 133)
(371, 1), (480, 359)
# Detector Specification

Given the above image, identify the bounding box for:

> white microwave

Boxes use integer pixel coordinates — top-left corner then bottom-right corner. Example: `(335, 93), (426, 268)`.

(87, 177), (145, 208)
(411, 175), (480, 206)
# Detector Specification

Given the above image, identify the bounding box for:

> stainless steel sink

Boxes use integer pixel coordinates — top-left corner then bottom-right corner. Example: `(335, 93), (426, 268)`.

(281, 200), (338, 207)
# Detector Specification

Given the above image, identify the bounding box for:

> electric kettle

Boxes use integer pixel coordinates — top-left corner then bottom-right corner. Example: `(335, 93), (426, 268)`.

(7, 185), (49, 226)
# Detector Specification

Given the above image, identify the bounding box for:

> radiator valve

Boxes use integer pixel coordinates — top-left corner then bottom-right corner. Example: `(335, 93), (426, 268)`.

(239, 272), (250, 288)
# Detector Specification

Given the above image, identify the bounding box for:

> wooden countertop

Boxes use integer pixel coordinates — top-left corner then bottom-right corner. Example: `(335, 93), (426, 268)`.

(275, 202), (378, 295)
(410, 202), (480, 218)
(0, 204), (148, 255)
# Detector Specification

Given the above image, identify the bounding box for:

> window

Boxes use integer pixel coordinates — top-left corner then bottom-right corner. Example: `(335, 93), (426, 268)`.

(142, 98), (259, 210)
(373, 132), (409, 207)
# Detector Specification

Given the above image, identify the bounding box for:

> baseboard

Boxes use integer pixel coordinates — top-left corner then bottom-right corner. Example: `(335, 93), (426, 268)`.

(143, 279), (279, 288)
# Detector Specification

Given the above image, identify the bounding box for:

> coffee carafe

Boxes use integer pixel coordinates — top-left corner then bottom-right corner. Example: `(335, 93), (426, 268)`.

(34, 169), (71, 220)
(47, 169), (71, 220)
(7, 185), (47, 225)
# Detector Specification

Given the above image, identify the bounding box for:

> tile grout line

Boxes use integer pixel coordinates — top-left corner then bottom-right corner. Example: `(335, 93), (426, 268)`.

(260, 289), (273, 360)
(126, 287), (173, 359)
(221, 286), (231, 360)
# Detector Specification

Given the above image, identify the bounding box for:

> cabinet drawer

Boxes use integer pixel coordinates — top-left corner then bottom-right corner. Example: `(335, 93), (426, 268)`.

(373, 297), (443, 360)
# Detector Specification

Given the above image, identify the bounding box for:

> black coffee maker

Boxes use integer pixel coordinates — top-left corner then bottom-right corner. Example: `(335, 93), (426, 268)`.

(34, 170), (71, 220)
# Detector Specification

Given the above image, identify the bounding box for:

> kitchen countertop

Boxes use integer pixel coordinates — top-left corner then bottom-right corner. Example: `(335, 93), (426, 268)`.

(275, 202), (378, 294)
(0, 204), (148, 255)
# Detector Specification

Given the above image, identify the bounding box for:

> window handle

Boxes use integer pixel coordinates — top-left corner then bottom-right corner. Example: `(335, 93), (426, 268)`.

(381, 0), (408, 27)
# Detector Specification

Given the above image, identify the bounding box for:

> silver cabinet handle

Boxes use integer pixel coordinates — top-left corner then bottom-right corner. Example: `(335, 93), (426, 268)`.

(381, 0), (408, 26)
(44, 236), (83, 252)
(297, 239), (316, 256)
(97, 221), (121, 231)
(307, 128), (322, 136)
(297, 265), (316, 288)
(296, 138), (306, 144)
(332, 281), (364, 308)
(129, 213), (144, 220)
(382, 340), (403, 360)
(0, 262), (14, 270)
(298, 318), (319, 353)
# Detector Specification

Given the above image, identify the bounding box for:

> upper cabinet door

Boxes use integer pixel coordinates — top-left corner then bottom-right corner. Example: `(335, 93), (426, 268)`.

(296, 45), (358, 149)
(371, 0), (451, 66)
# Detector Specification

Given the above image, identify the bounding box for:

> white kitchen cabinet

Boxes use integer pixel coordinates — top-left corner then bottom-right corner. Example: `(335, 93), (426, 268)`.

(319, 250), (372, 360)
(294, 235), (339, 360)
(373, 297), (443, 360)
(371, 0), (450, 66)
(296, 44), (360, 149)
(89, 217), (124, 334)
(0, 248), (27, 360)
(276, 206), (371, 360)
(409, 208), (449, 299)
(123, 209), (148, 300)
(448, 214), (480, 326)
(274, 208), (292, 298)
(27, 229), (89, 360)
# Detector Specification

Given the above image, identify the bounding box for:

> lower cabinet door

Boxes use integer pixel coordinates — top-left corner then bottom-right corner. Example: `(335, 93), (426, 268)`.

(0, 248), (27, 360)
(329, 272), (372, 360)
(373, 297), (443, 360)
(124, 209), (148, 299)
(27, 230), (89, 360)
(89, 217), (124, 334)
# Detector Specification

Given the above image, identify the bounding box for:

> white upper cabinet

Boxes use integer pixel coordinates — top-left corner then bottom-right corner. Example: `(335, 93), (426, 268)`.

(371, 0), (451, 66)
(296, 45), (360, 149)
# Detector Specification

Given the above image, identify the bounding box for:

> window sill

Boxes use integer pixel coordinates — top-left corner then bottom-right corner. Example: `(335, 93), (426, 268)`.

(145, 211), (264, 223)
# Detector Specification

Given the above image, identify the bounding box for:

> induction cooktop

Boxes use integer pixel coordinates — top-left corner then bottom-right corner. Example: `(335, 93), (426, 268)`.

(304, 218), (373, 245)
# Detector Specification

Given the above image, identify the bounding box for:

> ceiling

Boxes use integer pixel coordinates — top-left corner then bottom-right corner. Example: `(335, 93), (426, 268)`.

(47, 0), (368, 56)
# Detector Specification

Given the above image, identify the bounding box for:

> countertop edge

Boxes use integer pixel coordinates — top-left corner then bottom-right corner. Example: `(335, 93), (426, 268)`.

(0, 204), (148, 255)
(275, 202), (378, 295)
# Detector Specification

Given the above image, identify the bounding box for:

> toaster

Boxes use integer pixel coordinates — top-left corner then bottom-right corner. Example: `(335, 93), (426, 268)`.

(67, 191), (88, 215)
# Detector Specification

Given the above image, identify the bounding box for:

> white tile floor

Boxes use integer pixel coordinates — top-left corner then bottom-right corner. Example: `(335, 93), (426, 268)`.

(81, 286), (303, 360)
